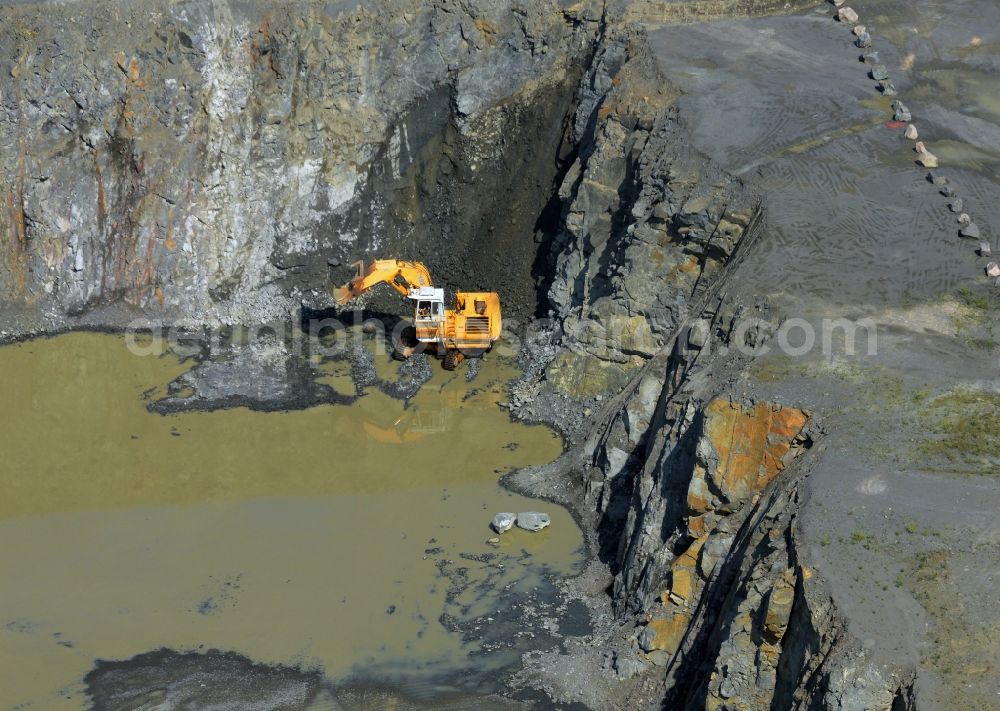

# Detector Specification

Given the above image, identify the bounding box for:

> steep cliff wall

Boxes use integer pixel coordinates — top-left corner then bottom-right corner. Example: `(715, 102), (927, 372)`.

(0, 0), (602, 332)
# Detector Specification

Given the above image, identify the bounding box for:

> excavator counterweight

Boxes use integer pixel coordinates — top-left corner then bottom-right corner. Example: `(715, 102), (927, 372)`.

(331, 258), (502, 369)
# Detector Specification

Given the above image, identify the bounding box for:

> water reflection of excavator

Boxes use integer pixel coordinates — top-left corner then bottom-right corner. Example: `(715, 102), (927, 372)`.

(361, 386), (501, 444)
(332, 259), (502, 370)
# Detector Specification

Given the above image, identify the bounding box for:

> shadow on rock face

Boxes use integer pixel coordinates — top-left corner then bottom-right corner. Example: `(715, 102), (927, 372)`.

(84, 648), (322, 710)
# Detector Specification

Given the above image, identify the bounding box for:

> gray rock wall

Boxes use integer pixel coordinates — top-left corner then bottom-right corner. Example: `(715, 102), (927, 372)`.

(0, 0), (601, 332)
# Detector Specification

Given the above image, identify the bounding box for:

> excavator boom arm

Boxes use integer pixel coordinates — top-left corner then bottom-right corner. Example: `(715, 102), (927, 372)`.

(332, 259), (433, 304)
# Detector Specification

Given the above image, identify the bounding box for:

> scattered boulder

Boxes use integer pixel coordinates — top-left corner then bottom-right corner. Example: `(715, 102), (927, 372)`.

(892, 100), (911, 122)
(986, 262), (1000, 278)
(949, 198), (964, 213)
(960, 223), (981, 239)
(838, 7), (860, 24)
(959, 213), (972, 225)
(870, 64), (889, 81)
(613, 652), (646, 680)
(855, 31), (872, 48)
(861, 49), (880, 64)
(516, 512), (551, 532)
(914, 141), (926, 153)
(917, 150), (939, 168)
(978, 241), (991, 257)
(879, 80), (897, 96)
(852, 24), (866, 36)
(904, 123), (918, 140)
(929, 171), (948, 186)
(491, 512), (516, 534)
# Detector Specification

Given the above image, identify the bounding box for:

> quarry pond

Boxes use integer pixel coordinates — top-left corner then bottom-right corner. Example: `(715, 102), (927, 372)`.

(0, 331), (586, 709)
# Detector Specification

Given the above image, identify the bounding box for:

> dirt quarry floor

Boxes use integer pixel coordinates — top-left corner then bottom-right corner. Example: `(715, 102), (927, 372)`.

(643, 1), (1000, 706)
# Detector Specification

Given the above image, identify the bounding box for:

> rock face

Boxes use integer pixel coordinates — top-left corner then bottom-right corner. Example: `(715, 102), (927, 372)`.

(554, 295), (915, 708)
(614, 397), (810, 615)
(687, 400), (810, 516)
(534, 27), (760, 398)
(0, 0), (602, 331)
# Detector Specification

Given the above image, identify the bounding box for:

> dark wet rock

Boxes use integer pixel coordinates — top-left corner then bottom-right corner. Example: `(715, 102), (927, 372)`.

(348, 343), (378, 394)
(85, 648), (322, 711)
(465, 357), (482, 382)
(149, 336), (352, 414)
(383, 352), (433, 400)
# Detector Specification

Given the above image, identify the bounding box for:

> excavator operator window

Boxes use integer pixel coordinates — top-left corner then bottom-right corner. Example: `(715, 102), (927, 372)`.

(417, 301), (432, 319)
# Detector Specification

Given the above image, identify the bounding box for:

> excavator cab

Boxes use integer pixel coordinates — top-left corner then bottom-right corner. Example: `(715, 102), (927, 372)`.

(409, 286), (446, 343)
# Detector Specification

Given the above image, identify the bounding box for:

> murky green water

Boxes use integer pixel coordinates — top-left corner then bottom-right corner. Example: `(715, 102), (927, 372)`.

(0, 332), (583, 710)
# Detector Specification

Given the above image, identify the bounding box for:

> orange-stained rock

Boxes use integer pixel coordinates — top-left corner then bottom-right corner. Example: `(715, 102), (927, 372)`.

(687, 464), (712, 514)
(687, 513), (706, 538)
(667, 535), (707, 604)
(670, 565), (695, 603)
(644, 613), (689, 653)
(688, 400), (809, 513)
(676, 535), (707, 567)
(763, 584), (795, 639)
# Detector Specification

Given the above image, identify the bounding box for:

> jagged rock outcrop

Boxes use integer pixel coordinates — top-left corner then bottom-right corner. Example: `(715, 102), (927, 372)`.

(537, 27), (758, 397)
(0, 0), (602, 332)
(614, 394), (812, 617)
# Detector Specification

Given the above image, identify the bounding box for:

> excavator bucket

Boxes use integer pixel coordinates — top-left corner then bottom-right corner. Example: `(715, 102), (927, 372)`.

(331, 261), (366, 304)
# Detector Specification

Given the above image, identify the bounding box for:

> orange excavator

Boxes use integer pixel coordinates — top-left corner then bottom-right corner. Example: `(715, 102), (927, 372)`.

(332, 259), (502, 370)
